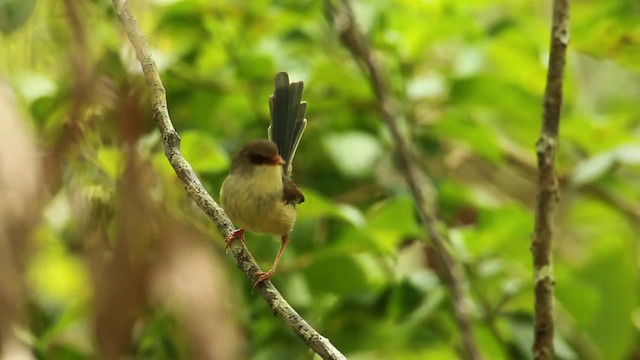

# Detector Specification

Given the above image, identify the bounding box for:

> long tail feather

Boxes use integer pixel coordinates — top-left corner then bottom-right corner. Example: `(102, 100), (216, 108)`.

(267, 72), (307, 177)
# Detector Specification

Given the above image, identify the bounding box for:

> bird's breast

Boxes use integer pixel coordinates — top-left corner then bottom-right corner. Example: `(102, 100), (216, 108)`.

(220, 165), (296, 236)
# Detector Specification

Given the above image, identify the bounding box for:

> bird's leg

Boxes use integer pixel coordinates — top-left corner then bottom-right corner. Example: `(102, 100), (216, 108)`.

(254, 234), (289, 287)
(225, 228), (245, 252)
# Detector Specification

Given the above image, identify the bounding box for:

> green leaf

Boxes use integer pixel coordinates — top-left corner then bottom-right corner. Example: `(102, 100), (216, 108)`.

(366, 195), (421, 252)
(296, 188), (341, 219)
(323, 131), (383, 178)
(571, 145), (640, 186)
(96, 147), (123, 179)
(571, 152), (616, 186)
(555, 267), (600, 328)
(179, 130), (229, 173)
(27, 251), (90, 307)
(36, 302), (87, 352)
(0, 0), (36, 34)
(434, 110), (504, 163)
(298, 190), (365, 227)
(614, 145), (640, 165)
(580, 249), (637, 359)
(303, 252), (387, 296)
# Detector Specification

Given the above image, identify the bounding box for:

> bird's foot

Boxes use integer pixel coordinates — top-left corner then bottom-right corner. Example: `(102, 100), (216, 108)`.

(225, 228), (245, 253)
(253, 269), (274, 287)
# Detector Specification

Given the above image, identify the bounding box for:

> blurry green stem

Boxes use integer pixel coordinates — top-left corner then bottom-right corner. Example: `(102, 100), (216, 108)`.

(111, 1), (346, 359)
(324, 1), (483, 359)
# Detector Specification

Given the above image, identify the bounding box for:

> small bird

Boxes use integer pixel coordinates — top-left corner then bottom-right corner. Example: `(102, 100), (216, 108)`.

(220, 72), (307, 286)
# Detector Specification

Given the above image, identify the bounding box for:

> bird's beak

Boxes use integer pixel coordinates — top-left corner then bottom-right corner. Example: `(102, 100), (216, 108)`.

(267, 155), (286, 166)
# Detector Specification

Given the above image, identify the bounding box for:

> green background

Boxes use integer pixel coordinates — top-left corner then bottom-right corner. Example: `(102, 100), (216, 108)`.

(0, 0), (639, 359)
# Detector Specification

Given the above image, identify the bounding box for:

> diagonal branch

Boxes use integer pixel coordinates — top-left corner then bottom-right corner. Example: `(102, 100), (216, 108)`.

(532, 0), (569, 359)
(110, 1), (346, 359)
(323, 1), (483, 359)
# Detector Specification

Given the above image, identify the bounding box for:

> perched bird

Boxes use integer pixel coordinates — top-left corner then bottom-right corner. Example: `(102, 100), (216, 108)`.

(220, 72), (307, 286)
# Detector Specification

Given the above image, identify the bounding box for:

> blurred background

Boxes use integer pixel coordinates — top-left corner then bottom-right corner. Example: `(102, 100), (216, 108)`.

(0, 0), (639, 359)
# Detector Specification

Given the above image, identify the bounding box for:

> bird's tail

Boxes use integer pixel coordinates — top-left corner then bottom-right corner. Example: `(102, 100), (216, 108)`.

(268, 72), (307, 177)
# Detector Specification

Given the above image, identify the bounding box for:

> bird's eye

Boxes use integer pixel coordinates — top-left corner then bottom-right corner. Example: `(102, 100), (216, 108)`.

(249, 154), (269, 165)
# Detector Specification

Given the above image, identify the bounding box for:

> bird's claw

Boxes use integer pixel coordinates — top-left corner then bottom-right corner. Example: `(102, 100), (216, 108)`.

(253, 269), (274, 287)
(225, 228), (245, 253)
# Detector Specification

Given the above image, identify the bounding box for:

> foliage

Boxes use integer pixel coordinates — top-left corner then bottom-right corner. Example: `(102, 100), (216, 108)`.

(0, 0), (639, 359)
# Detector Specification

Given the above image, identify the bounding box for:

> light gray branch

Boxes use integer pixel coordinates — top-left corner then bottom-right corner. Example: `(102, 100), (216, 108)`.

(111, 1), (346, 359)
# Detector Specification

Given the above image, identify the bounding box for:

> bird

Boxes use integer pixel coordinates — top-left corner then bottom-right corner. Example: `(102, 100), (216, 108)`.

(220, 72), (307, 287)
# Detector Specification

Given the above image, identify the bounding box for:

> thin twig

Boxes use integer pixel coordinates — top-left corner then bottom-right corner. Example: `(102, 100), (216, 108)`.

(110, 1), (346, 359)
(323, 1), (482, 359)
(532, 0), (569, 358)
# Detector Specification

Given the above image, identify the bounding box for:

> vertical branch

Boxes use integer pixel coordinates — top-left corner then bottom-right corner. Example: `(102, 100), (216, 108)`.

(324, 1), (482, 359)
(110, 1), (346, 359)
(532, 0), (569, 359)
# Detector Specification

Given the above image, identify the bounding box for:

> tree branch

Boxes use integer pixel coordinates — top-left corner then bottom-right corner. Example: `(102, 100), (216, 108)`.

(323, 1), (483, 359)
(110, 1), (346, 359)
(532, 0), (569, 358)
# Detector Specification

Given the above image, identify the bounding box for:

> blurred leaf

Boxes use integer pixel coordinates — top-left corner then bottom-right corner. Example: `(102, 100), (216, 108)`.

(573, 1), (640, 71)
(406, 73), (446, 100)
(434, 110), (503, 163)
(296, 188), (341, 219)
(323, 131), (383, 178)
(303, 252), (387, 296)
(571, 145), (640, 186)
(17, 73), (58, 103)
(179, 130), (230, 173)
(462, 204), (532, 265)
(0, 0), (36, 34)
(555, 268), (600, 328)
(27, 251), (90, 307)
(571, 152), (616, 186)
(366, 196), (421, 252)
(614, 145), (640, 165)
(36, 302), (87, 352)
(96, 147), (123, 179)
(580, 249), (637, 359)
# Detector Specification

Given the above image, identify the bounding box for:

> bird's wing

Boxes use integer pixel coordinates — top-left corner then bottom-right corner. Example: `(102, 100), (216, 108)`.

(282, 176), (305, 205)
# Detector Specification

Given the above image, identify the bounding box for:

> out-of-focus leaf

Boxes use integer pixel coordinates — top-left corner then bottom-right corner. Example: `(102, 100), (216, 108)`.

(366, 196), (421, 252)
(297, 188), (366, 227)
(179, 130), (229, 173)
(434, 112), (503, 163)
(27, 251), (89, 307)
(323, 131), (383, 178)
(573, 1), (640, 71)
(0, 0), (35, 34)
(509, 316), (534, 358)
(96, 147), (123, 179)
(406, 73), (446, 100)
(571, 152), (616, 186)
(152, 152), (177, 179)
(555, 267), (600, 328)
(236, 52), (274, 81)
(474, 325), (509, 359)
(303, 252), (387, 296)
(462, 204), (532, 265)
(571, 145), (640, 186)
(615, 145), (640, 165)
(16, 73), (58, 103)
(335, 203), (366, 228)
(580, 249), (637, 359)
(296, 188), (341, 219)
(36, 302), (87, 352)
